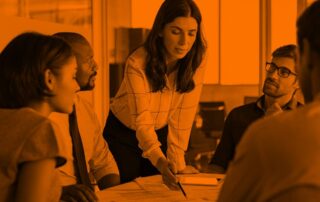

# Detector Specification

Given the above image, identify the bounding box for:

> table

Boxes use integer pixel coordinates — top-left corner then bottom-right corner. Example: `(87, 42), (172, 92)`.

(97, 173), (224, 202)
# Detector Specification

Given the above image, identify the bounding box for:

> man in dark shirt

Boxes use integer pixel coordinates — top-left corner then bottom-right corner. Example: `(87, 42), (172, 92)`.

(209, 44), (303, 173)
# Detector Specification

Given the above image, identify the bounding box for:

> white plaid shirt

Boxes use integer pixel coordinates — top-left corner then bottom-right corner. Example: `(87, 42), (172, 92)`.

(110, 47), (206, 171)
(50, 94), (119, 186)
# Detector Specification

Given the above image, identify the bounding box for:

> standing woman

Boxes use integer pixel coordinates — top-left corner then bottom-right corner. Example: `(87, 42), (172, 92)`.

(0, 32), (79, 202)
(103, 0), (206, 189)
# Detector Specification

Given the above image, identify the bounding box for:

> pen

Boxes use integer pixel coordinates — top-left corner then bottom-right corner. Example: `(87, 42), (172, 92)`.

(169, 169), (188, 199)
(177, 180), (188, 199)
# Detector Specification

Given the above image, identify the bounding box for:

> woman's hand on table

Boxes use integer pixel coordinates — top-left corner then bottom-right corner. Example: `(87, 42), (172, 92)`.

(156, 158), (180, 190)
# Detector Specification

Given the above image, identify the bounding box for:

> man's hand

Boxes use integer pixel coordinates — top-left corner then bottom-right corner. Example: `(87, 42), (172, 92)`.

(61, 184), (98, 202)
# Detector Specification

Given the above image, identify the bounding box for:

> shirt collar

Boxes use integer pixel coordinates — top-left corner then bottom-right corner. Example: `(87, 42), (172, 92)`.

(256, 94), (301, 112)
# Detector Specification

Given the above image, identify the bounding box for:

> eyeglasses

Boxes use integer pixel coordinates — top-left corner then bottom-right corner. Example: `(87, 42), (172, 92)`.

(265, 62), (297, 78)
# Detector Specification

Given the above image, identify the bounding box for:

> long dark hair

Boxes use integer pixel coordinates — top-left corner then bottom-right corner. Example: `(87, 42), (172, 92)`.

(144, 0), (206, 93)
(0, 32), (73, 108)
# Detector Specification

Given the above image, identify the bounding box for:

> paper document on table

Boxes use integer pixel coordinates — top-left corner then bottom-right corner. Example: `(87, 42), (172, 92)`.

(178, 173), (224, 186)
(97, 174), (224, 201)
(134, 176), (169, 191)
(97, 189), (188, 202)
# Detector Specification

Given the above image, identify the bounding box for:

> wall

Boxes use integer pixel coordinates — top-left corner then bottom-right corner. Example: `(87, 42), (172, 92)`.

(271, 0), (297, 52)
(220, 0), (260, 85)
(131, 0), (220, 84)
(108, 0), (306, 117)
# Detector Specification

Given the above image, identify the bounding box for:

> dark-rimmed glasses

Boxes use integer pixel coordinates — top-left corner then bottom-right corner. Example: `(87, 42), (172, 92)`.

(265, 62), (297, 78)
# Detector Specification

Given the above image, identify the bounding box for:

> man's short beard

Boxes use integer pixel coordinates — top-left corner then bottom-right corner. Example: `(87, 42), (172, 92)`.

(263, 85), (281, 98)
(80, 73), (96, 91)
(80, 83), (94, 91)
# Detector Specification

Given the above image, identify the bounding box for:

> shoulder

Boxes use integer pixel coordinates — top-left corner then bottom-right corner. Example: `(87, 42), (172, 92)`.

(239, 103), (320, 170)
(2, 108), (58, 144)
(13, 109), (67, 167)
(0, 108), (58, 139)
(26, 111), (56, 136)
(232, 102), (258, 113)
(227, 102), (259, 118)
(12, 108), (53, 130)
(75, 93), (92, 109)
(74, 93), (97, 119)
(243, 105), (307, 147)
(127, 47), (148, 69)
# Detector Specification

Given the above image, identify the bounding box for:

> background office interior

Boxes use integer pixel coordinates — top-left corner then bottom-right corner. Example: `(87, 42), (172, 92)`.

(0, 0), (316, 166)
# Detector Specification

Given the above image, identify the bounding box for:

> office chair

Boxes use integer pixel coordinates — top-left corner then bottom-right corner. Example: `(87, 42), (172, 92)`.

(198, 101), (226, 140)
(188, 101), (226, 171)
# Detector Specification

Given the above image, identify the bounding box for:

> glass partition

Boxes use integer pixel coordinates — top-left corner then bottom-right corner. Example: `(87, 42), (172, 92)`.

(0, 0), (92, 27)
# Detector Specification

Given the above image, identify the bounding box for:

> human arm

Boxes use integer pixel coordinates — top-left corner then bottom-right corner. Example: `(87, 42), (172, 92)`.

(124, 55), (166, 168)
(167, 65), (206, 173)
(123, 53), (180, 189)
(85, 104), (120, 190)
(156, 157), (180, 190)
(17, 119), (67, 202)
(15, 159), (56, 202)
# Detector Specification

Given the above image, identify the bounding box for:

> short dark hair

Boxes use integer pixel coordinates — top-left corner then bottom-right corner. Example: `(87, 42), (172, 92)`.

(0, 32), (73, 108)
(53, 32), (88, 46)
(272, 44), (297, 61)
(52, 32), (90, 63)
(144, 0), (206, 93)
(297, 0), (320, 54)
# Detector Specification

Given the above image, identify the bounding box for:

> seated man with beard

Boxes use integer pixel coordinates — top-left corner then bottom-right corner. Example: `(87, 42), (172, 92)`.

(219, 2), (320, 200)
(50, 32), (120, 202)
(209, 44), (303, 173)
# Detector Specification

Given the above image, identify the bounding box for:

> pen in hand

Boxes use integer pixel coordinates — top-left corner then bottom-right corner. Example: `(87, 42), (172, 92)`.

(177, 180), (187, 199)
(169, 169), (188, 199)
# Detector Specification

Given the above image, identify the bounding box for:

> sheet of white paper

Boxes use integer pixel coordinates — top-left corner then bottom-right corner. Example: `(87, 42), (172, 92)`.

(97, 174), (224, 201)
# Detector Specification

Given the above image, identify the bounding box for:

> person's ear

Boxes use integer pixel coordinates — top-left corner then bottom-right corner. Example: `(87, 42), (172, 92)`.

(44, 69), (56, 93)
